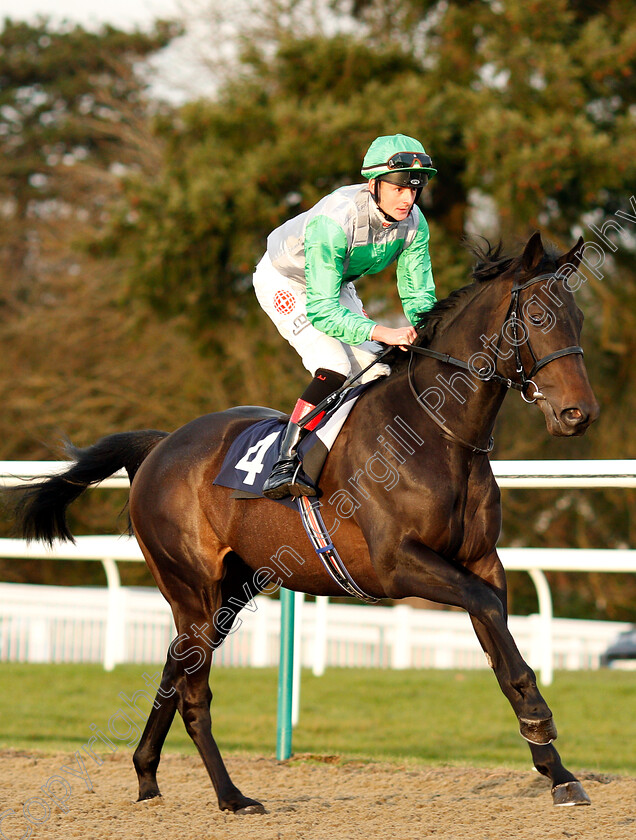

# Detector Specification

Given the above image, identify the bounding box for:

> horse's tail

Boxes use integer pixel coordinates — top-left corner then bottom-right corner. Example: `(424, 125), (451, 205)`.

(11, 430), (169, 546)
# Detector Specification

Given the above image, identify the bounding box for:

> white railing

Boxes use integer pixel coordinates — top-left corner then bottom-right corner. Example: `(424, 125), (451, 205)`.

(1, 461), (635, 683)
(3, 458), (636, 489)
(0, 535), (145, 671)
(0, 581), (629, 673)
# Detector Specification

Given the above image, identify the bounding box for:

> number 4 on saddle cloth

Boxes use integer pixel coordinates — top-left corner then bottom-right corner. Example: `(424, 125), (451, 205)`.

(213, 382), (379, 602)
(213, 383), (371, 510)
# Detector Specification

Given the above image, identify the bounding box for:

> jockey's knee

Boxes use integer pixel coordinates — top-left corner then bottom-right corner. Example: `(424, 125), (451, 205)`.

(360, 363), (391, 383)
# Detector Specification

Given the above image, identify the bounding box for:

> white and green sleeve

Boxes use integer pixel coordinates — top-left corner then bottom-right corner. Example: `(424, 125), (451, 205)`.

(396, 213), (436, 325)
(304, 215), (377, 345)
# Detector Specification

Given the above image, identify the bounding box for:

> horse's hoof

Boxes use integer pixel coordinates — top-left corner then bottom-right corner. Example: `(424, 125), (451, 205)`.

(137, 789), (162, 802)
(235, 802), (267, 815)
(552, 781), (591, 806)
(519, 715), (557, 745)
(221, 795), (266, 815)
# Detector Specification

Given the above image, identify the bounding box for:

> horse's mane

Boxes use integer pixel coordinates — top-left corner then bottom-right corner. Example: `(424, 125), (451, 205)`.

(384, 237), (559, 371)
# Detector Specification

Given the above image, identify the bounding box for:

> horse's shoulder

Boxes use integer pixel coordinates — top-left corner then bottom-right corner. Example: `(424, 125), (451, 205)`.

(466, 457), (500, 514)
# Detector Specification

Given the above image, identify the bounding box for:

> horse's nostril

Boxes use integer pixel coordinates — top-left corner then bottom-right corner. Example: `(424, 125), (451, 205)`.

(562, 407), (585, 426)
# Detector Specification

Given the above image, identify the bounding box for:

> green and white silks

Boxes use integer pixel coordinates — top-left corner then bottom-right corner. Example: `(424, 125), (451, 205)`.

(266, 184), (436, 346)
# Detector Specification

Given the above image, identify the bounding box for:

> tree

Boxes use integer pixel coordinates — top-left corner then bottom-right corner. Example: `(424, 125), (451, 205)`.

(0, 17), (192, 587)
(0, 17), (180, 309)
(0, 15), (295, 472)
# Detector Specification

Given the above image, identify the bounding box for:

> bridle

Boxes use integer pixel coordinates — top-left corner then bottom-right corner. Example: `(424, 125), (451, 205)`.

(501, 272), (585, 402)
(407, 272), (584, 454)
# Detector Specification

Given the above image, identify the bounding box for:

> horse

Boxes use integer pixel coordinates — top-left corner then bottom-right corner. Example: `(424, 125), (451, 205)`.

(10, 231), (599, 814)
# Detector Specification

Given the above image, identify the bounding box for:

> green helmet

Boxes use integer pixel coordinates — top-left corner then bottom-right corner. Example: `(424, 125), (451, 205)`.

(361, 134), (437, 185)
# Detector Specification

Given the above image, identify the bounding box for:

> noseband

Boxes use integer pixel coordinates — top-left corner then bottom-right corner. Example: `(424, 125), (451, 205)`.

(408, 272), (584, 454)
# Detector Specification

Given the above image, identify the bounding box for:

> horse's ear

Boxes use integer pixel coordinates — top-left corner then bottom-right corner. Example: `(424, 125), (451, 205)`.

(557, 236), (584, 269)
(521, 231), (544, 271)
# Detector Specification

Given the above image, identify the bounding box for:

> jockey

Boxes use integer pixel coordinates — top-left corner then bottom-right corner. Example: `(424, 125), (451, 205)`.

(253, 133), (438, 499)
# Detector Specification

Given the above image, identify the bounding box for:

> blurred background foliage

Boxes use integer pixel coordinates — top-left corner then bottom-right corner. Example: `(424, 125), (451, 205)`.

(0, 1), (635, 619)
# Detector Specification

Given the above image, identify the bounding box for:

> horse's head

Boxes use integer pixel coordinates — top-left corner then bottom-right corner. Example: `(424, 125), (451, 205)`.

(505, 232), (599, 436)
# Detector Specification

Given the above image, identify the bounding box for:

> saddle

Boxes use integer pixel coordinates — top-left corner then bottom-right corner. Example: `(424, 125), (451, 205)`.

(213, 384), (369, 508)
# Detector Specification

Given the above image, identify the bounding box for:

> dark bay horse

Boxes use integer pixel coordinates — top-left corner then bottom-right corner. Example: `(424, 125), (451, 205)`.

(12, 232), (599, 813)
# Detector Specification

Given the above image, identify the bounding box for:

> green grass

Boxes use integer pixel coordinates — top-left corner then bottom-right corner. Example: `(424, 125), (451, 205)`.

(0, 664), (634, 774)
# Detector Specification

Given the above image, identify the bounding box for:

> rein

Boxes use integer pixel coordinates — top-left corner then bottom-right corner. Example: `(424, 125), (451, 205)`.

(406, 350), (494, 454)
(407, 272), (584, 455)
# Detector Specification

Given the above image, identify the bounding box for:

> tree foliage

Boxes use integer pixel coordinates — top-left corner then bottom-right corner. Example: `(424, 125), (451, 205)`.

(106, 0), (636, 329)
(97, 34), (434, 334)
(0, 18), (181, 305)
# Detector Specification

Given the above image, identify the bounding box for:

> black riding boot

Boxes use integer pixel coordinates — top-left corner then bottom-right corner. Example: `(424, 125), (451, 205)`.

(262, 421), (316, 500)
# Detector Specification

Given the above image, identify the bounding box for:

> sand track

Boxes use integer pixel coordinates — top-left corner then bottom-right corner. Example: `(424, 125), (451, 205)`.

(0, 750), (634, 840)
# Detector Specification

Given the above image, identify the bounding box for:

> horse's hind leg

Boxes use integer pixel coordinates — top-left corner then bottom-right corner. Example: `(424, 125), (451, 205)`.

(133, 657), (179, 801)
(171, 590), (265, 812)
(133, 553), (265, 813)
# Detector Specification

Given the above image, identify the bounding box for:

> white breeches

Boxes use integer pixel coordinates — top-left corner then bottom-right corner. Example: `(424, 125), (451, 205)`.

(253, 253), (390, 382)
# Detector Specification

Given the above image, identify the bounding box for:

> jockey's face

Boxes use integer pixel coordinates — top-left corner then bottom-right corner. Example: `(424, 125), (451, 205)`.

(369, 179), (416, 221)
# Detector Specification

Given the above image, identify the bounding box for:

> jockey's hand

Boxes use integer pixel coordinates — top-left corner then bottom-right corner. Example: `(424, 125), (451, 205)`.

(371, 324), (417, 350)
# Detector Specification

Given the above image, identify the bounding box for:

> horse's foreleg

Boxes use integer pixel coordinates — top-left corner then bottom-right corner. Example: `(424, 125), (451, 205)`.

(530, 743), (591, 805)
(471, 617), (591, 805)
(388, 541), (569, 757)
(464, 551), (590, 806)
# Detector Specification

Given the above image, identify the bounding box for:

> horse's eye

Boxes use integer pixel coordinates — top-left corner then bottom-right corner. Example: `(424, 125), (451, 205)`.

(527, 310), (544, 325)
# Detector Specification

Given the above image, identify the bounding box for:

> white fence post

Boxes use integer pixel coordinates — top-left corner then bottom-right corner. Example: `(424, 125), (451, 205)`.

(102, 556), (126, 671)
(251, 595), (270, 667)
(526, 568), (554, 685)
(292, 591), (304, 727)
(393, 604), (411, 669)
(27, 618), (50, 663)
(312, 596), (329, 677)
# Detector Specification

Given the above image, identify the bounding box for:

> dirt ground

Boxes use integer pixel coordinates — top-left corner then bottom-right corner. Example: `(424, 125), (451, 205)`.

(1, 750), (635, 840)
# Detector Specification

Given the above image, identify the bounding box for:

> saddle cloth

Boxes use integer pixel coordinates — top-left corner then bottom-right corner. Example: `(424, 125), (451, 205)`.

(213, 384), (370, 508)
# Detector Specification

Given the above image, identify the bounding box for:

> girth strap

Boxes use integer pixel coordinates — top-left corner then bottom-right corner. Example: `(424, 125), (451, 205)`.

(297, 496), (379, 603)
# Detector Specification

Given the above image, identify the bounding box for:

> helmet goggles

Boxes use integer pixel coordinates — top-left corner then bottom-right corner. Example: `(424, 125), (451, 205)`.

(387, 151), (433, 170)
(361, 134), (437, 186)
(362, 151), (434, 176)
